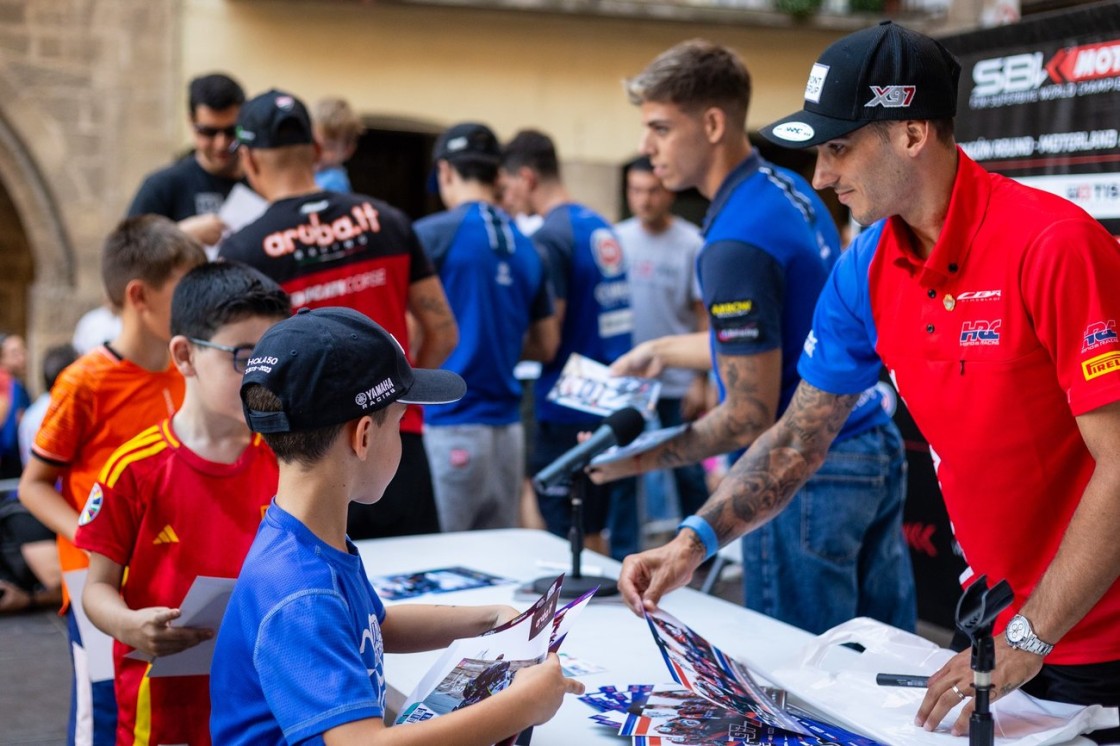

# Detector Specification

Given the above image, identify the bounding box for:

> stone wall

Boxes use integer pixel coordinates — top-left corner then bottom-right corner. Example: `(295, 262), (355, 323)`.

(0, 0), (180, 392)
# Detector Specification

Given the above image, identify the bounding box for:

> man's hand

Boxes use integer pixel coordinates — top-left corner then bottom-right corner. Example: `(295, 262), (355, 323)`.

(586, 456), (637, 484)
(610, 341), (663, 379)
(121, 607), (214, 658)
(681, 376), (709, 421)
(914, 637), (1045, 736)
(177, 213), (226, 245)
(617, 532), (707, 616)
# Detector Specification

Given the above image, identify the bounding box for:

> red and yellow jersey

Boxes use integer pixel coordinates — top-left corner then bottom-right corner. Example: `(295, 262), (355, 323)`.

(74, 419), (278, 746)
(32, 345), (184, 580)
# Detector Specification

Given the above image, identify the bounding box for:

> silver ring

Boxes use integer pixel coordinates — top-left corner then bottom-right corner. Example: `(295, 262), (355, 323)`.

(952, 684), (967, 701)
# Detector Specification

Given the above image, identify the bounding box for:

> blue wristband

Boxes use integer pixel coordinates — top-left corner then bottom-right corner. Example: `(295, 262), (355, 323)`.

(678, 515), (718, 561)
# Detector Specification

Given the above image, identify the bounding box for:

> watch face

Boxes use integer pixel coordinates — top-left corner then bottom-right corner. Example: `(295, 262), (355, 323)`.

(1007, 617), (1027, 642)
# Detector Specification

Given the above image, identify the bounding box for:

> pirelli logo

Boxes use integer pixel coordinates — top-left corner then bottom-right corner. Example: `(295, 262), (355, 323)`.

(1083, 350), (1120, 380)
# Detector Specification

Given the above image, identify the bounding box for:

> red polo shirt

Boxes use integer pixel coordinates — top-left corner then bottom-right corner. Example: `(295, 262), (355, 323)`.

(801, 150), (1120, 665)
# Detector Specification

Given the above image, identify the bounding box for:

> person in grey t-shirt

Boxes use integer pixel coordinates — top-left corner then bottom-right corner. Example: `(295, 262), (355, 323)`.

(615, 156), (710, 518)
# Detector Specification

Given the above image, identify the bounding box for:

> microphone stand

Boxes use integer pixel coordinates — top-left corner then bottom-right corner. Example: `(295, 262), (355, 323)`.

(954, 575), (1014, 746)
(531, 472), (619, 598)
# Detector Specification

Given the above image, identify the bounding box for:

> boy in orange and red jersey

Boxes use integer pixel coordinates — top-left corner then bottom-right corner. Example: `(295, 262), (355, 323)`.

(19, 215), (206, 746)
(75, 262), (290, 746)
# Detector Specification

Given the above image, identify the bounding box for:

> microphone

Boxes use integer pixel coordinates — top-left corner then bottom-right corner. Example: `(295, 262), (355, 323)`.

(533, 407), (645, 492)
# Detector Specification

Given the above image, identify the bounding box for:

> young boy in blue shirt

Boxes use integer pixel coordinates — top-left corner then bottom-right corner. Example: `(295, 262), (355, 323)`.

(211, 307), (584, 744)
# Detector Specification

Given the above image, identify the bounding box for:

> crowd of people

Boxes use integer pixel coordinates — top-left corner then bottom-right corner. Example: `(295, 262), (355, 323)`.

(1, 17), (1116, 746)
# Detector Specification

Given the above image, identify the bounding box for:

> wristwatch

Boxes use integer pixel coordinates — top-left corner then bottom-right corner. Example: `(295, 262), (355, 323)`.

(1004, 614), (1054, 657)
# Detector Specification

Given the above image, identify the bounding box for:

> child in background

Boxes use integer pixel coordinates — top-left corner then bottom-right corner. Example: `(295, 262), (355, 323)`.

(0, 343), (77, 615)
(19, 215), (206, 746)
(211, 307), (584, 745)
(75, 262), (290, 746)
(313, 96), (363, 193)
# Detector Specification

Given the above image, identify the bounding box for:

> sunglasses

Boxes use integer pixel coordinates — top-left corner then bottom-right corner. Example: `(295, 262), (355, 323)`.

(194, 123), (238, 139)
(189, 338), (254, 374)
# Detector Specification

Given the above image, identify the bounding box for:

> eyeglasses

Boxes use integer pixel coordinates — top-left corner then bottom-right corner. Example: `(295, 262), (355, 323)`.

(189, 338), (254, 373)
(193, 123), (238, 139)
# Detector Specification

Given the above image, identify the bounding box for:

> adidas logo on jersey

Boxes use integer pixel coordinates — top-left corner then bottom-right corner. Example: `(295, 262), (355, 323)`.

(153, 525), (180, 545)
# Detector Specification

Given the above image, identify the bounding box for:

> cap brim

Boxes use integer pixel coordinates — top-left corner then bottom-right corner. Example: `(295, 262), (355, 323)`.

(398, 368), (467, 405)
(759, 109), (867, 149)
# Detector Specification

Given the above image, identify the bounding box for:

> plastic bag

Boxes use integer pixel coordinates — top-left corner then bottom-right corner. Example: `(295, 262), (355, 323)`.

(765, 617), (1118, 746)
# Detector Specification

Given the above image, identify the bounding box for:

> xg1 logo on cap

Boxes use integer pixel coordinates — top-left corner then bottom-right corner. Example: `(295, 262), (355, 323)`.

(865, 85), (916, 108)
(770, 122), (816, 143)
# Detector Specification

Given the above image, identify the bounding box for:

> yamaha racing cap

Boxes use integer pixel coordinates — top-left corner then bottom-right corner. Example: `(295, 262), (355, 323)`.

(241, 307), (466, 433)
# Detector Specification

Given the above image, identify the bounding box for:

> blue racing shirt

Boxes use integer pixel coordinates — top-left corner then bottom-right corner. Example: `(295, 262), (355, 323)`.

(211, 502), (387, 745)
(533, 204), (632, 425)
(415, 201), (553, 426)
(700, 152), (887, 441)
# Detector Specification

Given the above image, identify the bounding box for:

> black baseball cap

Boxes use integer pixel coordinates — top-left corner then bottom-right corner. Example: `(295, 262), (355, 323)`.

(427, 122), (501, 192)
(760, 21), (961, 149)
(236, 89), (314, 149)
(240, 307), (466, 434)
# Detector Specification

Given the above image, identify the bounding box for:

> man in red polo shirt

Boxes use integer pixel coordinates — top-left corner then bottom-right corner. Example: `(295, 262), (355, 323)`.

(617, 21), (1120, 742)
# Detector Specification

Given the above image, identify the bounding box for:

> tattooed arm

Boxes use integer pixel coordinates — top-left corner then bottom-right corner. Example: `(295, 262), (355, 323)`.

(588, 348), (782, 483)
(407, 275), (459, 369)
(616, 381), (860, 615)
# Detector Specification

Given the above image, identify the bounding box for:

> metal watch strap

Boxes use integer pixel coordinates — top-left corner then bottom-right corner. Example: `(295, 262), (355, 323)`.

(1005, 614), (1054, 657)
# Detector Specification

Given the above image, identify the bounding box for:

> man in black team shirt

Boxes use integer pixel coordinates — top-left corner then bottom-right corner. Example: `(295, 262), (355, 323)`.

(219, 89), (458, 539)
(127, 73), (246, 246)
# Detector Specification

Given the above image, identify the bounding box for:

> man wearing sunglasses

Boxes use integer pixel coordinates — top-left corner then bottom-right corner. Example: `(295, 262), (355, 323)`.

(127, 73), (246, 246)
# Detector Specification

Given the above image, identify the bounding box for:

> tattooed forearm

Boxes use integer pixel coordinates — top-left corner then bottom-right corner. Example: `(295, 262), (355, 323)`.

(699, 381), (860, 544)
(653, 352), (779, 472)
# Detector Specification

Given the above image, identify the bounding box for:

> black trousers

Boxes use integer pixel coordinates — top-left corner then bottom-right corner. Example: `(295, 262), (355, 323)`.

(346, 432), (441, 540)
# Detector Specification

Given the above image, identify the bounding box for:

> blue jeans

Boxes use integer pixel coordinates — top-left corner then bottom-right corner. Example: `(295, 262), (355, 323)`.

(741, 421), (917, 634)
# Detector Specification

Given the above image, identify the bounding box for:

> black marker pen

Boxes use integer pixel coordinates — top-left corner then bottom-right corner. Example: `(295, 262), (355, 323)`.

(876, 673), (930, 688)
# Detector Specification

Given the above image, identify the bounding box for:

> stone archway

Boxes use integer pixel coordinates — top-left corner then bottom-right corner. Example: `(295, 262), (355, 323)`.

(0, 108), (76, 386)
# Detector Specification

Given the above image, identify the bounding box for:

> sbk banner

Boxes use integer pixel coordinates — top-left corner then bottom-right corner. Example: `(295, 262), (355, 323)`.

(940, 3), (1120, 235)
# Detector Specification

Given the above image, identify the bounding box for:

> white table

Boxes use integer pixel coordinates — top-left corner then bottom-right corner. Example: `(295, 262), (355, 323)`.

(355, 529), (815, 744)
(353, 529), (1094, 746)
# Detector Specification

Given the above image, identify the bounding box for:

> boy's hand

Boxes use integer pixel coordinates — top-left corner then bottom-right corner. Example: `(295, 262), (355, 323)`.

(123, 607), (214, 658)
(506, 653), (585, 726)
(490, 605), (522, 629)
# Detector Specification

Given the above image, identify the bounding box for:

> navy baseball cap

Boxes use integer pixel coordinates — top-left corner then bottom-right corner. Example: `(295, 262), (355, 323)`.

(236, 89), (314, 149)
(427, 122), (502, 193)
(760, 21), (961, 149)
(240, 307), (466, 434)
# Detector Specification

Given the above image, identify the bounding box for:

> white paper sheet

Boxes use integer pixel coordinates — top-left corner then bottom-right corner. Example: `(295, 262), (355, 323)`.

(218, 183), (268, 234)
(142, 576), (236, 678)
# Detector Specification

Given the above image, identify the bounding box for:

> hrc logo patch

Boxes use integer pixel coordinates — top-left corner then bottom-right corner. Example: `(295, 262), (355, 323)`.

(960, 320), (1001, 346)
(1083, 350), (1120, 381)
(1082, 320), (1117, 353)
(78, 484), (103, 526)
